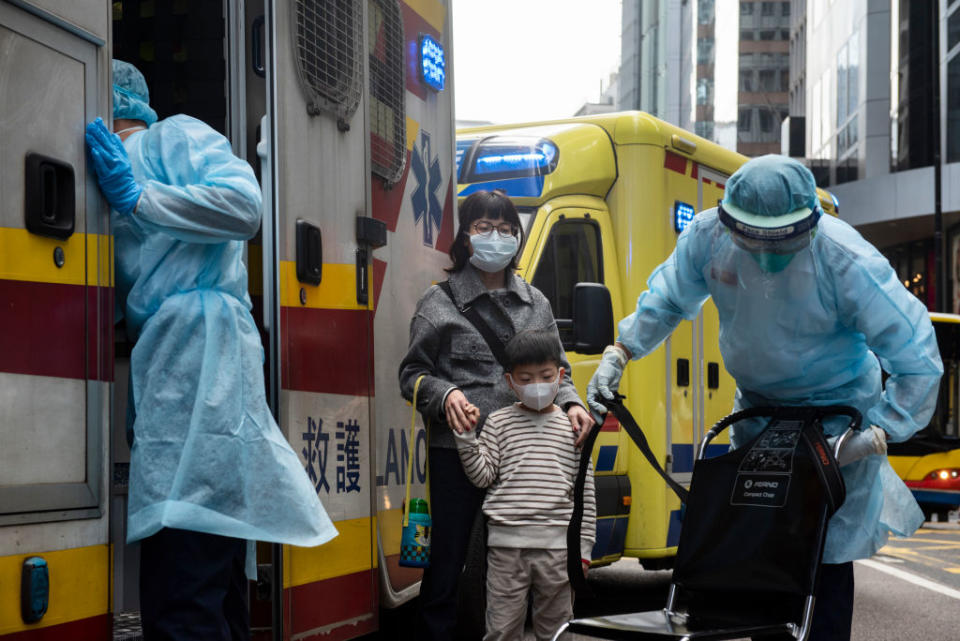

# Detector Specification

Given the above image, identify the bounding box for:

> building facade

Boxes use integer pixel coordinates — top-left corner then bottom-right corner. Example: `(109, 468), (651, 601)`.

(737, 1), (793, 155)
(798, 0), (960, 312)
(618, 0), (792, 156)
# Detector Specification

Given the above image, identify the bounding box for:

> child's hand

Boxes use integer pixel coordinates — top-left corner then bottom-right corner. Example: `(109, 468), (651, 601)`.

(462, 404), (481, 430)
(445, 391), (478, 434)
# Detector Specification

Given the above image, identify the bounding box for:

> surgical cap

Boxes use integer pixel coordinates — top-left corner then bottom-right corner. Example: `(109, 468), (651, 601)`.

(723, 155), (818, 218)
(112, 59), (158, 126)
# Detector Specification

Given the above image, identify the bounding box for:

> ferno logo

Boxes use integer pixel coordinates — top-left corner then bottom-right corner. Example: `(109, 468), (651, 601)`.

(814, 442), (831, 466)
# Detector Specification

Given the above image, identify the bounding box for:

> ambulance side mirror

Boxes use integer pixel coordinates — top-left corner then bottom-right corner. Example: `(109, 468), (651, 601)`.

(572, 283), (613, 355)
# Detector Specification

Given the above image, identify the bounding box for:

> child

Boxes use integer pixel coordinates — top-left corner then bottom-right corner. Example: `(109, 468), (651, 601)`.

(454, 329), (596, 641)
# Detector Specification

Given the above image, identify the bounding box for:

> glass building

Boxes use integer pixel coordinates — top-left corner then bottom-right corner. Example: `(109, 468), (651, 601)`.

(618, 0), (790, 156)
(797, 1), (960, 312)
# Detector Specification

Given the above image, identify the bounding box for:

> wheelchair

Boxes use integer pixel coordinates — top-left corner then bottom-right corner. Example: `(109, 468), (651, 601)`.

(554, 404), (860, 641)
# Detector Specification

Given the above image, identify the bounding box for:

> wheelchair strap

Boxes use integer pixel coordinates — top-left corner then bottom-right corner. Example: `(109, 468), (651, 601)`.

(798, 418), (846, 515)
(606, 397), (690, 504)
(567, 416), (601, 596)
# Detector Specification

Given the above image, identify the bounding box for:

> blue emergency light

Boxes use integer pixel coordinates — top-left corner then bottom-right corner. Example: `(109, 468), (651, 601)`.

(472, 141), (558, 178)
(419, 34), (445, 91)
(674, 201), (695, 233)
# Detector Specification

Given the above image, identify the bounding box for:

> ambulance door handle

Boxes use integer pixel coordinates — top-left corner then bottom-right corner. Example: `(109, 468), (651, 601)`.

(707, 362), (720, 389)
(251, 16), (265, 78)
(355, 217), (386, 305)
(25, 153), (75, 239)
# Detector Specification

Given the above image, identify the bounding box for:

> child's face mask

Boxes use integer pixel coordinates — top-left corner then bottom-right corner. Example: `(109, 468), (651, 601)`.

(506, 366), (563, 411)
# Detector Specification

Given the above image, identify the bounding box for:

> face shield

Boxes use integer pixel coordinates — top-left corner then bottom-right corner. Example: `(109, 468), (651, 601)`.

(718, 201), (821, 257)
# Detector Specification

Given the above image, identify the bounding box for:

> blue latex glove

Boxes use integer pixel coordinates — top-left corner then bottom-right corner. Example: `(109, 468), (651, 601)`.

(85, 117), (142, 214)
(587, 345), (628, 414)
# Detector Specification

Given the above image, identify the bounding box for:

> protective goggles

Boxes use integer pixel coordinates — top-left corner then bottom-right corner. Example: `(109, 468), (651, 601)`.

(718, 200), (821, 254)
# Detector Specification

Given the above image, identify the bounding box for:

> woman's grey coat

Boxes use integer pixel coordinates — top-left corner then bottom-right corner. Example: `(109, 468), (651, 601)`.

(399, 264), (584, 449)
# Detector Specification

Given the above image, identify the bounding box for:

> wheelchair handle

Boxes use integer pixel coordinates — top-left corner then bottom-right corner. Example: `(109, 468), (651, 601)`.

(698, 405), (863, 461)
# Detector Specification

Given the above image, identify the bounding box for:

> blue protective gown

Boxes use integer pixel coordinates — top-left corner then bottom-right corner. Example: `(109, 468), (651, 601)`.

(116, 115), (337, 549)
(617, 208), (942, 564)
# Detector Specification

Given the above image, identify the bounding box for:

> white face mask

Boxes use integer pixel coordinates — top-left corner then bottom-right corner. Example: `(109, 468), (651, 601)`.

(469, 231), (519, 273)
(508, 373), (560, 411)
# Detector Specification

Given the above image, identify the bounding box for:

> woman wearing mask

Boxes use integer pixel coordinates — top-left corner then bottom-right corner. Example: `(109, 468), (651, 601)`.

(399, 190), (593, 640)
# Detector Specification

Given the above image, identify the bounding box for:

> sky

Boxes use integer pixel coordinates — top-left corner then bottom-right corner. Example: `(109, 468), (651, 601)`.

(451, 0), (622, 125)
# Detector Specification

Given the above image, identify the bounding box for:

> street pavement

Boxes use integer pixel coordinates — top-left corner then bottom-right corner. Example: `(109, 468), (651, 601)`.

(371, 523), (960, 640)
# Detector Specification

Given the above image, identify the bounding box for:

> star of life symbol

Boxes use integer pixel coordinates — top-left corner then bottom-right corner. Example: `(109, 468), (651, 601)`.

(411, 130), (443, 247)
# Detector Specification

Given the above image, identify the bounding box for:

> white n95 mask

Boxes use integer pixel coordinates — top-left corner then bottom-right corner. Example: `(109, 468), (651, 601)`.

(508, 374), (560, 411)
(469, 232), (519, 272)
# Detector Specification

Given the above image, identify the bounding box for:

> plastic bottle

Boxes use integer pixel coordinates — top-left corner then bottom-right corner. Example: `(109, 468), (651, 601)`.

(399, 498), (431, 568)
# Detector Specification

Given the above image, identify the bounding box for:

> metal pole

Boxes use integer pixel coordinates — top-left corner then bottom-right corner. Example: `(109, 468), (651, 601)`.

(934, 0), (945, 312)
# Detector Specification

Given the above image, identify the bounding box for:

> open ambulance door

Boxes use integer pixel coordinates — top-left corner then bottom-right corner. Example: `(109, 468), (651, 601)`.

(0, 2), (111, 638)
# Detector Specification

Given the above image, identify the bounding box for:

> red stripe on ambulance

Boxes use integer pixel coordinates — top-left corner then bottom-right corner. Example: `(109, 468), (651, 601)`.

(0, 279), (112, 381)
(3, 614), (110, 640)
(664, 150), (688, 175)
(286, 570), (378, 640)
(282, 307), (374, 396)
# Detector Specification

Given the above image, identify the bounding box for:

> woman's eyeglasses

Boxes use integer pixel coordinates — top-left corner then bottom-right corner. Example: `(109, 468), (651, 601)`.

(471, 221), (518, 236)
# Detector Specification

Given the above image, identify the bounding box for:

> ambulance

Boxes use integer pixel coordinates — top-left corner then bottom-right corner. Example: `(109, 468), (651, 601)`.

(0, 0), (457, 639)
(456, 113), (840, 568)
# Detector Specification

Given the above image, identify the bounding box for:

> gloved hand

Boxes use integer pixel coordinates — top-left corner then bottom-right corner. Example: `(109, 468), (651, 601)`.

(85, 117), (142, 214)
(587, 344), (629, 414)
(829, 425), (887, 467)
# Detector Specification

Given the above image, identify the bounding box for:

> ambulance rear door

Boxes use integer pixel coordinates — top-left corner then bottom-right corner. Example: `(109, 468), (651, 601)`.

(0, 1), (111, 637)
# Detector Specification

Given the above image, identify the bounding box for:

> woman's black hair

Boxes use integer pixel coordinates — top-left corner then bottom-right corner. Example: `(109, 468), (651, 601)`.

(447, 189), (525, 273)
(504, 329), (563, 372)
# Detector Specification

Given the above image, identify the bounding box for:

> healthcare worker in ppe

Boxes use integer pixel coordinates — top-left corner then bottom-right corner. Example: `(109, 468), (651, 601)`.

(587, 155), (942, 641)
(85, 60), (337, 641)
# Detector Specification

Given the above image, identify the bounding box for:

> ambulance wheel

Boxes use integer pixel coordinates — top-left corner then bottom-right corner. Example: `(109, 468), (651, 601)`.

(455, 512), (486, 641)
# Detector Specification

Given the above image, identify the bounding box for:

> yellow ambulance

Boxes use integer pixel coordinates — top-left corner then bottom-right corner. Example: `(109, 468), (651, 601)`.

(456, 112), (839, 566)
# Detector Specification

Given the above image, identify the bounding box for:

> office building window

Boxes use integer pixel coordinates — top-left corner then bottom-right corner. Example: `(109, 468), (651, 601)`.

(761, 2), (775, 16)
(740, 69), (754, 91)
(836, 30), (859, 157)
(697, 77), (714, 105)
(698, 38), (715, 64)
(948, 55), (960, 162)
(949, 8), (960, 52)
(782, 1), (790, 17)
(759, 69), (777, 91)
(699, 0), (715, 24)
(739, 108), (753, 132)
(741, 2), (754, 15)
(891, 0), (936, 171)
(696, 121), (715, 139)
(759, 109), (773, 133)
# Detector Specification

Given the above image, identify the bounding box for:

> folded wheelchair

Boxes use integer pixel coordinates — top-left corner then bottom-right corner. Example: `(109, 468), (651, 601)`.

(556, 403), (859, 641)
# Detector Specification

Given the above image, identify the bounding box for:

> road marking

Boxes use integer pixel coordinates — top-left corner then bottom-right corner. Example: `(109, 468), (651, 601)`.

(946, 568), (960, 574)
(857, 559), (960, 600)
(878, 545), (952, 570)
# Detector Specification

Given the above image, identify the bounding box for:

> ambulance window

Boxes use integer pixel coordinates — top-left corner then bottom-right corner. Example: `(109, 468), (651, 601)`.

(369, 0), (406, 184)
(532, 220), (602, 347)
(292, 0), (363, 127)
